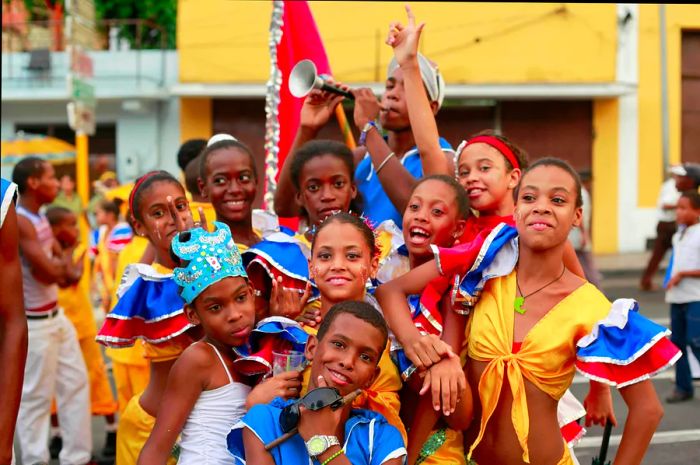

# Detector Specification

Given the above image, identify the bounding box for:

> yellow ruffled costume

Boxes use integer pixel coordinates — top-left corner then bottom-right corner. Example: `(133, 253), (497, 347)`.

(467, 272), (610, 464)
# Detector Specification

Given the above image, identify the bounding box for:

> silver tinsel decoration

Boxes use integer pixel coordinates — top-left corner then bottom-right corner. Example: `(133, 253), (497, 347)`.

(263, 0), (285, 213)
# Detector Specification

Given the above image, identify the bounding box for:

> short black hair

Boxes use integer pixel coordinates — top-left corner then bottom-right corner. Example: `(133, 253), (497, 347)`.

(184, 155), (202, 197)
(130, 170), (184, 221)
(97, 198), (122, 219)
(514, 157), (583, 208)
(316, 300), (388, 352)
(681, 190), (700, 209)
(177, 139), (207, 172)
(46, 206), (74, 226)
(290, 139), (362, 214)
(412, 174), (470, 220)
(12, 156), (47, 194)
(199, 139), (258, 181)
(311, 211), (378, 259)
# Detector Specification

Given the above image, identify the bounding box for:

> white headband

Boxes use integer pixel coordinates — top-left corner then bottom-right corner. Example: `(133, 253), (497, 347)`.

(387, 53), (445, 109)
(207, 133), (238, 147)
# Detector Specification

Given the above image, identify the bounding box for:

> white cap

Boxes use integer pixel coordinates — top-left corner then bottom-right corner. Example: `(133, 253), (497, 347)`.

(207, 133), (237, 147)
(387, 53), (445, 109)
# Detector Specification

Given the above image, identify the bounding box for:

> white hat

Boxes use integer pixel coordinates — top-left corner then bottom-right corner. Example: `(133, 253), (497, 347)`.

(207, 133), (238, 147)
(387, 53), (445, 109)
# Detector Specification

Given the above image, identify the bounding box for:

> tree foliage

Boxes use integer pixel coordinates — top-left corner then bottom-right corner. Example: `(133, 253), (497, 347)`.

(94, 0), (176, 49)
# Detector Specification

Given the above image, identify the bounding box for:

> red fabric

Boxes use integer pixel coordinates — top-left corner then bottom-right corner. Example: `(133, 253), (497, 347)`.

(576, 337), (681, 387)
(97, 313), (192, 348)
(512, 341), (523, 353)
(467, 135), (520, 170)
(418, 215), (515, 337)
(560, 420), (584, 446)
(273, 1), (331, 229)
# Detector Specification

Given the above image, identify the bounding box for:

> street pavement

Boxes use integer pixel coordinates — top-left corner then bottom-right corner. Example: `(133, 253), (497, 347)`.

(29, 263), (700, 464)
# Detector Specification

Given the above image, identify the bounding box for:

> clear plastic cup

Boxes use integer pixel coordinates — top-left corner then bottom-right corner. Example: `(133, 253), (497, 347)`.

(272, 350), (306, 376)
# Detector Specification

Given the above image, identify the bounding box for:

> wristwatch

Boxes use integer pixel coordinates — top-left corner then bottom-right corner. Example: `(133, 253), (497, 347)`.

(305, 435), (340, 457)
(359, 120), (379, 146)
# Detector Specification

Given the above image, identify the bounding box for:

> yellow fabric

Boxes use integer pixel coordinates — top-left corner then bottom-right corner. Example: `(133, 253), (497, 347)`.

(112, 361), (150, 414)
(116, 394), (177, 465)
(300, 323), (407, 444)
(58, 244), (95, 339)
(79, 336), (118, 415)
(466, 272), (609, 463)
(420, 428), (465, 465)
(105, 236), (150, 366)
(189, 200), (218, 227)
(95, 226), (118, 306)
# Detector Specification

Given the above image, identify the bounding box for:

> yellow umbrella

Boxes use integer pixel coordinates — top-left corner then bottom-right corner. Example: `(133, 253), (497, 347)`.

(105, 182), (134, 218)
(1, 132), (76, 171)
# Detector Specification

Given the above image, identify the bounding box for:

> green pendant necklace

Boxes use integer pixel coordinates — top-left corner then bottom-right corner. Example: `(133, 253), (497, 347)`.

(514, 266), (566, 314)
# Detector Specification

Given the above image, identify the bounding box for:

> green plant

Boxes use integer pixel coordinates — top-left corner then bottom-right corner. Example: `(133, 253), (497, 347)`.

(94, 0), (176, 49)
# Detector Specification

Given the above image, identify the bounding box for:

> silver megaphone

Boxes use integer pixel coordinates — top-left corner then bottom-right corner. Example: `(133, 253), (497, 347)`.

(288, 59), (354, 100)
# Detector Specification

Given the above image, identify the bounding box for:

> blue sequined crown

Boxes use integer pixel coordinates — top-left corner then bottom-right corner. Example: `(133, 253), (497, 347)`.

(172, 222), (247, 304)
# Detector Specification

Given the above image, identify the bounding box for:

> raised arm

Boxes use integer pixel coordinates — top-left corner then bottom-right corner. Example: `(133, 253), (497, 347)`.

(387, 4), (451, 176)
(0, 203), (27, 464)
(274, 86), (347, 218)
(352, 88), (420, 216)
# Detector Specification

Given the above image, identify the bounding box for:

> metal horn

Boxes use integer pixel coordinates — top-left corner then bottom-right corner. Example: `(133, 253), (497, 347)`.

(288, 59), (354, 100)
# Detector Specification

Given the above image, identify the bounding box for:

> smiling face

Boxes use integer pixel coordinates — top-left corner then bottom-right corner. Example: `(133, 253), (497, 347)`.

(295, 154), (357, 226)
(310, 221), (378, 308)
(305, 313), (382, 396)
(402, 179), (465, 260)
(202, 147), (257, 225)
(132, 180), (191, 258)
(515, 165), (582, 252)
(185, 276), (255, 347)
(456, 143), (520, 215)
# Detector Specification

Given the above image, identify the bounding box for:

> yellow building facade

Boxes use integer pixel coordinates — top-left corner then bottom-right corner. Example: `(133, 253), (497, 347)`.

(176, 1), (700, 253)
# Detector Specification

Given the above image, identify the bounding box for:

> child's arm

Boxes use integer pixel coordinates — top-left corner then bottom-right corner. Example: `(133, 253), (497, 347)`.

(375, 259), (456, 371)
(245, 371), (303, 410)
(274, 86), (348, 217)
(613, 380), (664, 465)
(138, 346), (209, 465)
(387, 4), (451, 177)
(242, 428), (276, 465)
(583, 381), (617, 427)
(667, 269), (700, 289)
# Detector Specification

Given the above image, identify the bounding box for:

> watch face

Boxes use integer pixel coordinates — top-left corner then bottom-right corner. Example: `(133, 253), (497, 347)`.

(308, 436), (326, 455)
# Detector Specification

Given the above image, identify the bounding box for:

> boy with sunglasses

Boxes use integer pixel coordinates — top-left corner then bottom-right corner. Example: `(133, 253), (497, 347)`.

(228, 300), (406, 465)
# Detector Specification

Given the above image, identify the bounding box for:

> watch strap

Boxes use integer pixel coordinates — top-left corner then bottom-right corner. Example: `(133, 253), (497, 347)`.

(359, 120), (379, 146)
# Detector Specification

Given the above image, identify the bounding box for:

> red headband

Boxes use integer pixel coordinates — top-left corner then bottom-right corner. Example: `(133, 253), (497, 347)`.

(128, 171), (160, 216)
(463, 135), (520, 170)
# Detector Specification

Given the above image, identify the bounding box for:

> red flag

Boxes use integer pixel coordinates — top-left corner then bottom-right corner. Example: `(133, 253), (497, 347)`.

(265, 0), (331, 227)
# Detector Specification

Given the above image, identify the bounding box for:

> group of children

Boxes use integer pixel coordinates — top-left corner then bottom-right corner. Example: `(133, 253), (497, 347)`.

(4, 4), (697, 465)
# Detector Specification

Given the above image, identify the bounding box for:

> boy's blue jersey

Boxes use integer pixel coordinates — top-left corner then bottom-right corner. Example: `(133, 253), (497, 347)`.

(227, 397), (406, 465)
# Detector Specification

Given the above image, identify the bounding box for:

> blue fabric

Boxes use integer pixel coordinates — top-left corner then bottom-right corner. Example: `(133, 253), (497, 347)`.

(663, 252), (674, 289)
(243, 238), (311, 284)
(390, 295), (421, 381)
(457, 224), (519, 299)
(354, 137), (453, 227)
(577, 302), (672, 363)
(172, 222), (248, 304)
(1, 178), (18, 228)
(111, 272), (184, 321)
(670, 301), (700, 394)
(227, 397), (406, 465)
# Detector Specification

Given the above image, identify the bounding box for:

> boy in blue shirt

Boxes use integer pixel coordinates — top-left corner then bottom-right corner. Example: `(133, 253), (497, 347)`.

(228, 300), (406, 465)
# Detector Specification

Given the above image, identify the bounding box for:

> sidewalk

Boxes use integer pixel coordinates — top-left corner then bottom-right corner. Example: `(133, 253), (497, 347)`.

(594, 250), (670, 276)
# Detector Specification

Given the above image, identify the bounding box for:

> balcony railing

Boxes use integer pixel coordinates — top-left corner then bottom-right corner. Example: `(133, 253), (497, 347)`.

(2, 19), (170, 92)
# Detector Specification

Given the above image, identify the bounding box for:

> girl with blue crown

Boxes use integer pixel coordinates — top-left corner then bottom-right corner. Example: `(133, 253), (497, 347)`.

(138, 222), (308, 465)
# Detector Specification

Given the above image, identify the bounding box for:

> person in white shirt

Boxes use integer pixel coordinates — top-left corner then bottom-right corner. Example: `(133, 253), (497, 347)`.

(665, 190), (700, 403)
(640, 174), (682, 291)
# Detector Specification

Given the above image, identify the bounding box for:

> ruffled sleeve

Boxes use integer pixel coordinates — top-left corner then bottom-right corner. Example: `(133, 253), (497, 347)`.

(576, 299), (681, 388)
(96, 263), (192, 347)
(232, 317), (309, 377)
(243, 231), (316, 298)
(374, 219), (410, 285)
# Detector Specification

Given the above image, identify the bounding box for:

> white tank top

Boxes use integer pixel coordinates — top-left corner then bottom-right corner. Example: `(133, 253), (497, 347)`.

(178, 342), (251, 465)
(17, 206), (58, 313)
